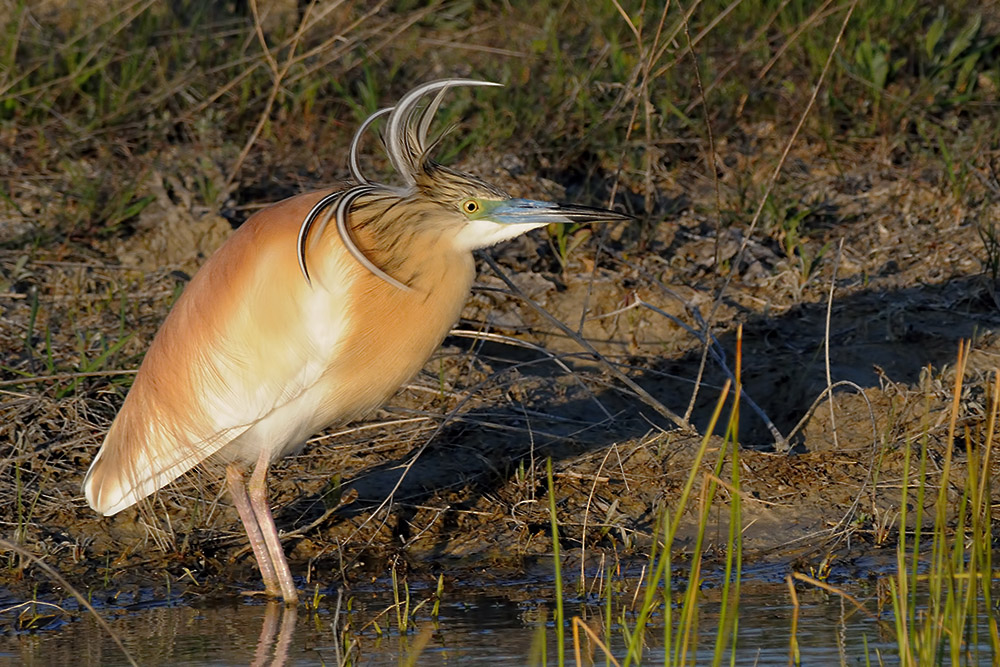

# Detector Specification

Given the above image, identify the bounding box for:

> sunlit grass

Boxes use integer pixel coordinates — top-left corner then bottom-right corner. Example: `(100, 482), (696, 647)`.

(890, 341), (1000, 666)
(540, 328), (745, 666)
(536, 337), (1000, 666)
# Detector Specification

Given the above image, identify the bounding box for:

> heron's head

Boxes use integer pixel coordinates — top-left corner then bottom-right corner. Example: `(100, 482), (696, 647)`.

(297, 79), (631, 288)
(361, 79), (631, 249)
(412, 160), (630, 251)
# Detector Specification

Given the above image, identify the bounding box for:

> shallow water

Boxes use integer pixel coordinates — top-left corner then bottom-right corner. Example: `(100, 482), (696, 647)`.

(7, 573), (985, 666)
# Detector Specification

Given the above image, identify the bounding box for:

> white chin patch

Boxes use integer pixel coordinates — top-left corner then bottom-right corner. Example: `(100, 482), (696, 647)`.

(454, 219), (548, 251)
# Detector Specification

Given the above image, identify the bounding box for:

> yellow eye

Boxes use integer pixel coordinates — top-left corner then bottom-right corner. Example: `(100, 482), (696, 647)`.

(462, 199), (480, 214)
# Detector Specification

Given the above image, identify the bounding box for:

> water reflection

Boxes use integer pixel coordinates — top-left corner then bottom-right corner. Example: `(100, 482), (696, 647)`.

(252, 603), (296, 667)
(2, 580), (995, 665)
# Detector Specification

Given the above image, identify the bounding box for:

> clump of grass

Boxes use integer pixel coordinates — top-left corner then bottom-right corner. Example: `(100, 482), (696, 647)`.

(542, 329), (746, 666)
(544, 337), (1000, 665)
(890, 340), (1000, 665)
(785, 341), (1000, 664)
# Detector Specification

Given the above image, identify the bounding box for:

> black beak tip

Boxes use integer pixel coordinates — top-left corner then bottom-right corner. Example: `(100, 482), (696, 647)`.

(561, 202), (636, 223)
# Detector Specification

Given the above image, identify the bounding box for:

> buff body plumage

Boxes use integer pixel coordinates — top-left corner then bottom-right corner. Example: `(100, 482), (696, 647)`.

(83, 190), (475, 515)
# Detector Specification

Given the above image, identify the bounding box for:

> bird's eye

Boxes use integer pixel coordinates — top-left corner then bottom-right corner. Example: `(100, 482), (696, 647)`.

(462, 199), (480, 214)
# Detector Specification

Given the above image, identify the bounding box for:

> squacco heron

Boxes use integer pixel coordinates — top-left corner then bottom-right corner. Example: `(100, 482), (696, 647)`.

(83, 79), (629, 604)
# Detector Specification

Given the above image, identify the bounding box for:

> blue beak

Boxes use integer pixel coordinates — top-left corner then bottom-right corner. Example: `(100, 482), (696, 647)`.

(488, 198), (633, 225)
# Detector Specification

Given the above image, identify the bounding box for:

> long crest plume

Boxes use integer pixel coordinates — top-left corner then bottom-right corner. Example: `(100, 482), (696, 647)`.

(296, 79), (502, 288)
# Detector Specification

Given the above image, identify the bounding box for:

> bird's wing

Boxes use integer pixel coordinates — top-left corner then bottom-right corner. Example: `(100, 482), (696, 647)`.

(84, 190), (352, 515)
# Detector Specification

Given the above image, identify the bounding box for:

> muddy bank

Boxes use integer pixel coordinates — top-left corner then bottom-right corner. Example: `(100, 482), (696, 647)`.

(3, 146), (1000, 606)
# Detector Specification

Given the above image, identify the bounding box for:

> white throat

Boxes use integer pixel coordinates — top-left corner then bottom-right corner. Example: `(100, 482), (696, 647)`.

(453, 219), (548, 251)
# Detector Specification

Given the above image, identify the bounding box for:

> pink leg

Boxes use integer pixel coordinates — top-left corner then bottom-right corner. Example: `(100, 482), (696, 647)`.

(248, 451), (299, 605)
(226, 463), (281, 598)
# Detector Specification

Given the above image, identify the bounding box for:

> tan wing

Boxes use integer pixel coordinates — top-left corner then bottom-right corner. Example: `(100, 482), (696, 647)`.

(85, 188), (479, 516)
(84, 190), (355, 515)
